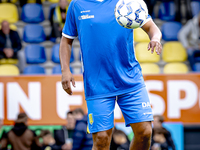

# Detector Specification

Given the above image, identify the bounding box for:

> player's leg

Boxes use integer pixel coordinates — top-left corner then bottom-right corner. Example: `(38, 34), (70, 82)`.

(129, 121), (152, 150)
(92, 128), (113, 150)
(117, 87), (153, 150)
(86, 97), (116, 150)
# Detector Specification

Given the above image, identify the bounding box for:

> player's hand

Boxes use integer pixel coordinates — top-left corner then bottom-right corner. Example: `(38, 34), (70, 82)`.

(62, 71), (76, 95)
(148, 40), (162, 55)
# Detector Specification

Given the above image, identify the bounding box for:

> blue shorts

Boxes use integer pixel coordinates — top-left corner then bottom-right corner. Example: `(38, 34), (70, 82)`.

(86, 87), (153, 133)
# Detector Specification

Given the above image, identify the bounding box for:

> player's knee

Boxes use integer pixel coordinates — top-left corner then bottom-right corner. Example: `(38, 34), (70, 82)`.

(94, 131), (110, 148)
(135, 126), (152, 141)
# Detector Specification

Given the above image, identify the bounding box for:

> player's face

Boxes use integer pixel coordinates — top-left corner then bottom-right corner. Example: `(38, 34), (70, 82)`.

(66, 114), (75, 129)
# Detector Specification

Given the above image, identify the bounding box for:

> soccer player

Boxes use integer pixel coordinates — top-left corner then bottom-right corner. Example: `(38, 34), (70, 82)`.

(60, 0), (162, 149)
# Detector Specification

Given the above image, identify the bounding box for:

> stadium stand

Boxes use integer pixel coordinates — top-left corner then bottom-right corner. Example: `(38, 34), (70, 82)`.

(134, 28), (150, 43)
(51, 44), (60, 63)
(23, 24), (46, 43)
(161, 21), (182, 41)
(21, 3), (45, 23)
(25, 44), (46, 64)
(140, 63), (160, 74)
(163, 62), (188, 74)
(0, 3), (18, 23)
(52, 64), (62, 74)
(48, 0), (59, 3)
(23, 65), (45, 74)
(162, 42), (187, 62)
(51, 44), (74, 63)
(52, 64), (74, 74)
(27, 0), (45, 3)
(0, 24), (17, 31)
(0, 0), (18, 3)
(158, 1), (176, 21)
(192, 63), (200, 72)
(0, 64), (19, 76)
(191, 0), (200, 17)
(0, 58), (18, 65)
(135, 42), (160, 63)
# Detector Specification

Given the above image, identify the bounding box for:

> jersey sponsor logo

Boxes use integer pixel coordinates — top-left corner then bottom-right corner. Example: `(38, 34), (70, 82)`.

(142, 102), (151, 108)
(89, 113), (94, 125)
(81, 10), (90, 13)
(78, 15), (94, 20)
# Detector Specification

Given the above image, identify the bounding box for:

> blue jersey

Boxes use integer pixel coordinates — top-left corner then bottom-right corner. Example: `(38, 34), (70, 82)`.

(62, 0), (151, 100)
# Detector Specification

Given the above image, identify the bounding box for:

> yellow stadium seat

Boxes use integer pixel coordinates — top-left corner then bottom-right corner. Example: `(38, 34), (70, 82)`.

(0, 0), (17, 3)
(0, 3), (18, 23)
(48, 0), (59, 3)
(134, 28), (150, 43)
(135, 42), (160, 63)
(162, 42), (187, 62)
(0, 24), (17, 31)
(140, 63), (160, 74)
(28, 0), (45, 3)
(0, 65), (19, 76)
(0, 59), (18, 64)
(163, 63), (188, 74)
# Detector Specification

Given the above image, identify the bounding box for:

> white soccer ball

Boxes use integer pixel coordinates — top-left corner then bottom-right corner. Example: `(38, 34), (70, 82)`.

(114, 0), (148, 29)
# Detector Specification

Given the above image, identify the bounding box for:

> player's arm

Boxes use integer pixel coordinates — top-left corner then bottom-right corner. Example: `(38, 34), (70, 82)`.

(142, 20), (162, 55)
(59, 36), (75, 95)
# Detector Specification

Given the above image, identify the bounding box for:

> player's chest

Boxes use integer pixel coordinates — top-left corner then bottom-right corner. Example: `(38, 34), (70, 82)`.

(74, 1), (117, 27)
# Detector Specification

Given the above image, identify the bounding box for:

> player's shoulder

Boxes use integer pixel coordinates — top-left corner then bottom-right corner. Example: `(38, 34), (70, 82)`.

(68, 0), (79, 9)
(69, 0), (87, 7)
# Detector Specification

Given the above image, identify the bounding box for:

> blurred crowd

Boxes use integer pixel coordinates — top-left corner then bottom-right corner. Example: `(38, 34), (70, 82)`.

(0, 108), (93, 150)
(0, 111), (176, 150)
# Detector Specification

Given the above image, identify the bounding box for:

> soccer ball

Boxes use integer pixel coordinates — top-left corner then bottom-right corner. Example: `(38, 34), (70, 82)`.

(114, 0), (148, 29)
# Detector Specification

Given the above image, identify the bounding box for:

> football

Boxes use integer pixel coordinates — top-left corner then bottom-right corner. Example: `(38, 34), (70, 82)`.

(114, 0), (148, 29)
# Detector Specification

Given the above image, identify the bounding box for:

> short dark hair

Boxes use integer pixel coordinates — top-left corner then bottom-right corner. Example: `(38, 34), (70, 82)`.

(67, 111), (73, 116)
(73, 108), (84, 116)
(153, 127), (168, 135)
(154, 115), (164, 123)
(39, 130), (51, 138)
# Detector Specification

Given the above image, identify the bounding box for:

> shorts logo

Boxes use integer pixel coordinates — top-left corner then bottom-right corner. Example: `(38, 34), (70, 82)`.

(89, 113), (93, 125)
(142, 102), (151, 108)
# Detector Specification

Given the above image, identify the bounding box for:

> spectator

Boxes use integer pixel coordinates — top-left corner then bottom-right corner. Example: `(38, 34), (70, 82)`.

(73, 108), (85, 121)
(40, 130), (66, 150)
(50, 0), (69, 42)
(54, 111), (75, 149)
(178, 12), (200, 70)
(72, 108), (93, 150)
(19, 0), (42, 7)
(152, 115), (176, 150)
(0, 113), (41, 150)
(0, 20), (21, 60)
(151, 128), (168, 150)
(110, 128), (130, 150)
(0, 20), (25, 72)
